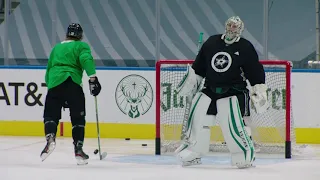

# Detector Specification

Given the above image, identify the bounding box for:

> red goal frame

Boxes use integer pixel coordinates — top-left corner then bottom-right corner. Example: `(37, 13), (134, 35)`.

(155, 59), (293, 159)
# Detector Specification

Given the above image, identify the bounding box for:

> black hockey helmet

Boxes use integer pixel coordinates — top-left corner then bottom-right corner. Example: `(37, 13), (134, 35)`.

(66, 23), (83, 40)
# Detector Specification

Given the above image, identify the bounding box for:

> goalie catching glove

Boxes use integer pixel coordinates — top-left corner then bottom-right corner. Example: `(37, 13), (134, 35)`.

(246, 82), (269, 114)
(176, 64), (203, 96)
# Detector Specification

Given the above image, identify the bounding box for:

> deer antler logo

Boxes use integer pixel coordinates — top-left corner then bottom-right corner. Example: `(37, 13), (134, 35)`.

(115, 74), (153, 118)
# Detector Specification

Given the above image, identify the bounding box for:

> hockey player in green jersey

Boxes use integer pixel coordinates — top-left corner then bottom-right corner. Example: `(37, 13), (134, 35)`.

(40, 23), (102, 165)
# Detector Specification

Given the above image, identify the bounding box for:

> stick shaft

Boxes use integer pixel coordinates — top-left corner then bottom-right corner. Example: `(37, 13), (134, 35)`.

(180, 32), (204, 140)
(94, 96), (102, 160)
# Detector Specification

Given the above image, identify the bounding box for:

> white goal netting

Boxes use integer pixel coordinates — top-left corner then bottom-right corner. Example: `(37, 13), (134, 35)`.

(156, 60), (304, 157)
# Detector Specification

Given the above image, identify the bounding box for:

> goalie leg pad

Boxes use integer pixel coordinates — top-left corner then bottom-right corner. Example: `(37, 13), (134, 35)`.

(242, 117), (253, 141)
(176, 92), (214, 164)
(243, 116), (261, 152)
(216, 96), (255, 168)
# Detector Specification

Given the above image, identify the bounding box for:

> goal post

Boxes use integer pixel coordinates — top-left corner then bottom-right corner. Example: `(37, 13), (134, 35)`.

(260, 60), (292, 158)
(155, 59), (294, 158)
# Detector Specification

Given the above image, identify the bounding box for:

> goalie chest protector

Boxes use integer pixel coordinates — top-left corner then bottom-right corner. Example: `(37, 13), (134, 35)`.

(191, 34), (265, 116)
(192, 34), (265, 89)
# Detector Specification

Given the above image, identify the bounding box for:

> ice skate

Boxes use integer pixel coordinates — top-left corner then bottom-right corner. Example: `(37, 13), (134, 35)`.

(74, 141), (89, 165)
(181, 158), (202, 167)
(40, 133), (56, 161)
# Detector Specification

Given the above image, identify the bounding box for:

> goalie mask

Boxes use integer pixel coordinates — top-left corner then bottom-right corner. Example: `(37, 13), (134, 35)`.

(224, 16), (244, 44)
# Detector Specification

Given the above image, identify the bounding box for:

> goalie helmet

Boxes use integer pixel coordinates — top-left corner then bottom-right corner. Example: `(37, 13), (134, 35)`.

(224, 16), (244, 44)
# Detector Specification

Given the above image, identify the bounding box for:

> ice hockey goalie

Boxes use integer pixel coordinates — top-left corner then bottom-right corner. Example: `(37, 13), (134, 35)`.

(175, 16), (269, 169)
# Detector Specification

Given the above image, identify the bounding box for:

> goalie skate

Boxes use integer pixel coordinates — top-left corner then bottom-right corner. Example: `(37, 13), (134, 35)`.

(236, 162), (255, 169)
(181, 158), (202, 167)
(40, 133), (56, 161)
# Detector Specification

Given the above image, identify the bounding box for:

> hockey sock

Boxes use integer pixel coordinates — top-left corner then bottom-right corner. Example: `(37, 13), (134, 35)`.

(71, 117), (86, 143)
(72, 125), (85, 143)
(44, 118), (59, 136)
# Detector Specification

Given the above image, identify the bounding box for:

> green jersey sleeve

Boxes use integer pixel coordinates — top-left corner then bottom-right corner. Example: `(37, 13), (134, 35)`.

(78, 42), (96, 77)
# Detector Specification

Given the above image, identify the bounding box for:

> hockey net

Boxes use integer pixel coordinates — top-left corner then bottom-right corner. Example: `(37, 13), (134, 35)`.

(155, 59), (301, 158)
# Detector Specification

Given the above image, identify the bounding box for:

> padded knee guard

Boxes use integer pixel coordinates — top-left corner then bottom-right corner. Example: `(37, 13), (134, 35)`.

(216, 96), (255, 168)
(71, 116), (86, 143)
(176, 92), (214, 163)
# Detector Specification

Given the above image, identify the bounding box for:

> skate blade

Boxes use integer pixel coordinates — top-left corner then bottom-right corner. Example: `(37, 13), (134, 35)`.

(181, 158), (202, 167)
(76, 156), (88, 165)
(40, 142), (56, 162)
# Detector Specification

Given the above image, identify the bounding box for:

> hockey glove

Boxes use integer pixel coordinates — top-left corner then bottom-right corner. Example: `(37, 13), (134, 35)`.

(89, 77), (101, 96)
(247, 83), (269, 114)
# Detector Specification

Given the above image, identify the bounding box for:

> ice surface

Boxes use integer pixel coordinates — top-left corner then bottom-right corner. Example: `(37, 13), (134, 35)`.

(1, 136), (320, 180)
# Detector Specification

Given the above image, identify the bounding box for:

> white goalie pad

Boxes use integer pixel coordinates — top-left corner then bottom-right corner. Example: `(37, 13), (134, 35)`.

(176, 64), (203, 96)
(216, 96), (255, 168)
(176, 92), (214, 163)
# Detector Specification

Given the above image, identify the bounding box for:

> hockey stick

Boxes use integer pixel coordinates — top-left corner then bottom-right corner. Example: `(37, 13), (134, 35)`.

(94, 96), (107, 160)
(180, 32), (204, 143)
(240, 67), (253, 92)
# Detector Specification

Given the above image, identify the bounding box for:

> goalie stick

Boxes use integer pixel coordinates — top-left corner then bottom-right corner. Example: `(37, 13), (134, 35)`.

(180, 32), (204, 143)
(239, 67), (255, 99)
(239, 67), (253, 92)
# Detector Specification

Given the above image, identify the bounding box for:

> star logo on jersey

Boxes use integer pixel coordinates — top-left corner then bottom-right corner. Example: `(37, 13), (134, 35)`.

(211, 52), (232, 72)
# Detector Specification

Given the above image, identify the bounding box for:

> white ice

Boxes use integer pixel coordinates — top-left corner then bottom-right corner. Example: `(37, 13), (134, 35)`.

(1, 136), (320, 180)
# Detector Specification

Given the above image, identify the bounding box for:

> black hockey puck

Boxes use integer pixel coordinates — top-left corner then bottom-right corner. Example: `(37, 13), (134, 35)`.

(141, 144), (147, 147)
(94, 149), (99, 154)
(125, 138), (131, 140)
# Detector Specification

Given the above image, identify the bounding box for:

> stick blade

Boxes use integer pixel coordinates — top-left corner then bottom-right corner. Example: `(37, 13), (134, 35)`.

(99, 152), (107, 160)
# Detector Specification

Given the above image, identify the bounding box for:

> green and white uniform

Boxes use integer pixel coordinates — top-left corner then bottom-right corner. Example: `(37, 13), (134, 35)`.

(45, 40), (96, 89)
